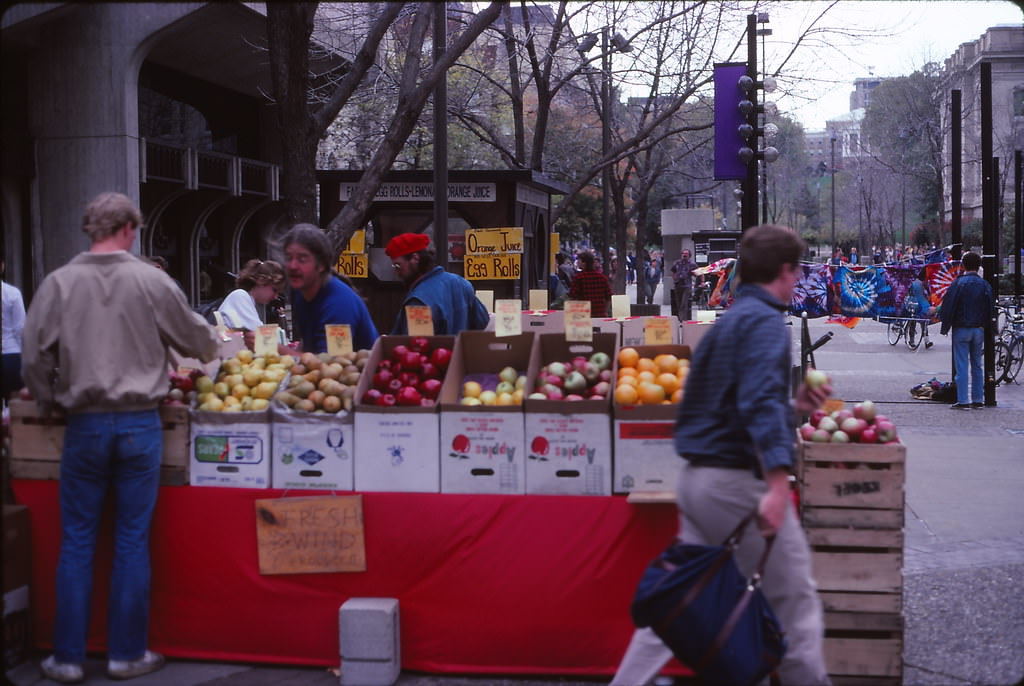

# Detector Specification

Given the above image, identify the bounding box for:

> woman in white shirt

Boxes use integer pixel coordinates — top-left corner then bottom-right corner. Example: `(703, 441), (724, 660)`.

(2, 254), (26, 401)
(217, 259), (285, 331)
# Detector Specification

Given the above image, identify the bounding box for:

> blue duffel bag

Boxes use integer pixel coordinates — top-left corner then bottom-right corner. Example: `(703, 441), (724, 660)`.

(631, 512), (786, 686)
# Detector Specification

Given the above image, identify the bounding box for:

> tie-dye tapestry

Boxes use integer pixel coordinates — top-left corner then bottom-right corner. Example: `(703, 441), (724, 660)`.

(925, 261), (963, 307)
(884, 264), (919, 312)
(834, 265), (898, 317)
(790, 263), (833, 317)
(707, 260), (738, 308)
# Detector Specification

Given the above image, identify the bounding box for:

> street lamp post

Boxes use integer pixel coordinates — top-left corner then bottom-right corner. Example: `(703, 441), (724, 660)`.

(601, 27), (611, 279)
(830, 132), (837, 254)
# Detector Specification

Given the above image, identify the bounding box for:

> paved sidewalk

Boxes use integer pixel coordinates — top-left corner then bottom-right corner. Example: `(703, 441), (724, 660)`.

(10, 316), (1024, 686)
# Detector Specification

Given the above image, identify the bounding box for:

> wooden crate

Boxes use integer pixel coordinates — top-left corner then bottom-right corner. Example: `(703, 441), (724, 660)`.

(799, 440), (906, 684)
(8, 400), (190, 485)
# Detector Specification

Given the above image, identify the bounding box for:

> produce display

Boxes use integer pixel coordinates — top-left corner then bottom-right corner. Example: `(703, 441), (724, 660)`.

(275, 350), (370, 413)
(195, 349), (293, 412)
(612, 347), (689, 405)
(460, 366), (528, 406)
(361, 337), (452, 408)
(164, 368), (205, 406)
(529, 351), (613, 401)
(800, 399), (900, 444)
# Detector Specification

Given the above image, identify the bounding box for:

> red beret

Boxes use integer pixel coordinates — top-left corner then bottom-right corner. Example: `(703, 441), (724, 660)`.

(385, 233), (431, 258)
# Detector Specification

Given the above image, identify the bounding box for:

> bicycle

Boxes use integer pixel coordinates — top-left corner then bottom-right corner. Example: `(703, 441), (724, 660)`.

(994, 296), (1021, 336)
(886, 301), (926, 351)
(994, 312), (1023, 384)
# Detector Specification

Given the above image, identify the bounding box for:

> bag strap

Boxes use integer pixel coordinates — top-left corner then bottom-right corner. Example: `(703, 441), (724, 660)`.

(651, 511), (757, 636)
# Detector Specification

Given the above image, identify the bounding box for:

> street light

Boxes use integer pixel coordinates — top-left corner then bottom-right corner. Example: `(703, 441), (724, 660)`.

(830, 132), (837, 255)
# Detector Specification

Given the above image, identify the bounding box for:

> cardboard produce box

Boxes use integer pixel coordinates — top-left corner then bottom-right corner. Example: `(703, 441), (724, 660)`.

(680, 320), (715, 354)
(612, 344), (691, 494)
(353, 336), (454, 493)
(523, 333), (616, 495)
(190, 409), (271, 488)
(521, 310), (564, 335)
(270, 405), (354, 491)
(439, 331), (533, 494)
(595, 315), (680, 348)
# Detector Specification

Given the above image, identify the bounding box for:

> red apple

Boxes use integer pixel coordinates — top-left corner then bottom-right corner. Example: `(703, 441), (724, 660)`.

(420, 361), (439, 379)
(430, 347), (452, 371)
(378, 393), (397, 407)
(590, 381), (610, 397)
(541, 384), (564, 400)
(875, 420), (897, 443)
(571, 356), (589, 373)
(833, 409), (854, 424)
(373, 368), (394, 390)
(362, 388), (382, 405)
(387, 378), (404, 394)
(818, 416), (839, 433)
(799, 423), (816, 441)
(860, 428), (878, 444)
(390, 344), (410, 362)
(811, 429), (831, 442)
(840, 417), (867, 440)
(418, 378), (442, 399)
(853, 400), (877, 422)
(398, 371), (419, 387)
(598, 369), (613, 383)
(565, 394), (586, 401)
(396, 386), (422, 406)
(410, 337), (430, 353)
(809, 409), (826, 427)
(419, 398), (436, 407)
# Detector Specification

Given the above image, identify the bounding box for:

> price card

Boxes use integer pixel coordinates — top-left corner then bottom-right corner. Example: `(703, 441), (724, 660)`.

(564, 300), (593, 342)
(405, 305), (434, 336)
(494, 300), (522, 337)
(644, 317), (673, 345)
(326, 324), (354, 357)
(255, 324), (279, 357)
(611, 294), (630, 319)
(476, 289), (495, 313)
(528, 289), (548, 312)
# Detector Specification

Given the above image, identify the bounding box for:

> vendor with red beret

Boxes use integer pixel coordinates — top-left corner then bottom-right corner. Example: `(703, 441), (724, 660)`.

(387, 232), (490, 336)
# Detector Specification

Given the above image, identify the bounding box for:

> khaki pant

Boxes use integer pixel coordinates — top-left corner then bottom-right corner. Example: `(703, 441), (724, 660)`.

(611, 465), (831, 686)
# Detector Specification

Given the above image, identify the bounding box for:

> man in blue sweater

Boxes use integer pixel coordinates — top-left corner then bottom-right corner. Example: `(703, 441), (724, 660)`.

(612, 225), (832, 686)
(283, 224), (378, 353)
(386, 233), (489, 335)
(940, 251), (993, 408)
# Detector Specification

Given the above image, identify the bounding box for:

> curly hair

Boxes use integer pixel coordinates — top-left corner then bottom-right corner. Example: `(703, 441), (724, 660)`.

(82, 192), (143, 242)
(236, 259), (285, 291)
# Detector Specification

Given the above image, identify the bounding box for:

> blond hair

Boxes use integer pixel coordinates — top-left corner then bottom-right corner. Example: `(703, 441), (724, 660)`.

(236, 259), (285, 291)
(82, 192), (142, 242)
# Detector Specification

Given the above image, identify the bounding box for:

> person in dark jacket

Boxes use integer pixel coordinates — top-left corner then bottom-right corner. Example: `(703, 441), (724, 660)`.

(568, 251), (612, 317)
(387, 233), (489, 335)
(939, 251), (993, 408)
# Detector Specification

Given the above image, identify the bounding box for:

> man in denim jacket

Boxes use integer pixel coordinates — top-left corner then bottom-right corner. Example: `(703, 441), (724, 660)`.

(940, 251), (993, 408)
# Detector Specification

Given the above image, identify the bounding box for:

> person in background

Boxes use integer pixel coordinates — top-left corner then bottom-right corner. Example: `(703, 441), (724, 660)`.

(910, 267), (935, 350)
(642, 257), (660, 306)
(387, 232), (490, 335)
(611, 224), (832, 685)
(557, 251), (576, 289)
(217, 259), (285, 331)
(830, 247), (844, 265)
(148, 255), (186, 293)
(671, 248), (697, 320)
(2, 249), (26, 403)
(22, 192), (219, 684)
(568, 250), (612, 317)
(940, 251), (992, 409)
(849, 246), (860, 265)
(626, 252), (636, 285)
(283, 223), (378, 353)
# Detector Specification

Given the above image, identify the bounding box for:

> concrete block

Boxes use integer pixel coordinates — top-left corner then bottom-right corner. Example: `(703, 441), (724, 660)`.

(339, 597), (400, 662)
(340, 657), (400, 686)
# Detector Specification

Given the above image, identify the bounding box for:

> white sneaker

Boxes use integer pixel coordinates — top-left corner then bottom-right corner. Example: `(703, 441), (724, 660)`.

(40, 655), (84, 684)
(107, 650), (166, 680)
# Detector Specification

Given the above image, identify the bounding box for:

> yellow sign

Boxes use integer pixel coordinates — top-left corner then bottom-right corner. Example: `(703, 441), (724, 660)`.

(465, 227), (524, 255)
(475, 289), (494, 313)
(611, 294), (630, 319)
(255, 324), (279, 357)
(464, 254), (521, 280)
(564, 300), (593, 342)
(326, 324), (353, 357)
(406, 305), (434, 336)
(494, 300), (522, 337)
(550, 232), (560, 275)
(528, 289), (548, 312)
(343, 229), (366, 254)
(255, 496), (366, 575)
(644, 317), (673, 345)
(336, 253), (368, 279)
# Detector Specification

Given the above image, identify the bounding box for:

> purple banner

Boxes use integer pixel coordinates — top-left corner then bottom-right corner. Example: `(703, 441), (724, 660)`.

(714, 63), (749, 180)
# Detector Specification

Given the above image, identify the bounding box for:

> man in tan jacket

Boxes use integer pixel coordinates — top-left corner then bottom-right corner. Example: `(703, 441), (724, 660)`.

(22, 192), (219, 684)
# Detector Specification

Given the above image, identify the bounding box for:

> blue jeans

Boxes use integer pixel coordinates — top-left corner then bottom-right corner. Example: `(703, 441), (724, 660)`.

(54, 410), (162, 663)
(952, 327), (984, 405)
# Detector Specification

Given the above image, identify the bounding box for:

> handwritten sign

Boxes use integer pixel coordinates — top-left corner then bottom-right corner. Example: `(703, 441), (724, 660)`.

(336, 253), (368, 279)
(611, 294), (630, 318)
(476, 289), (494, 313)
(644, 317), (673, 345)
(564, 300), (593, 342)
(528, 289), (548, 312)
(550, 232), (560, 274)
(255, 496), (366, 575)
(494, 300), (522, 337)
(464, 254), (521, 280)
(465, 227), (524, 254)
(326, 324), (353, 357)
(255, 324), (279, 357)
(343, 229), (366, 254)
(406, 305), (434, 336)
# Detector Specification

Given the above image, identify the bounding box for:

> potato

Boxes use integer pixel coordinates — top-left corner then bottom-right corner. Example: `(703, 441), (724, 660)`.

(322, 395), (342, 413)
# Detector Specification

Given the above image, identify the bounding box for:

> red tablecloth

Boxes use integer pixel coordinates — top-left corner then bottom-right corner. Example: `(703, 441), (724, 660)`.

(13, 480), (682, 675)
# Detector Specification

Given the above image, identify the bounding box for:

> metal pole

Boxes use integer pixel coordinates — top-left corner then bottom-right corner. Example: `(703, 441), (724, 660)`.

(830, 134), (836, 253)
(981, 63), (996, 406)
(433, 3), (449, 271)
(601, 27), (612, 276)
(951, 90), (962, 261)
(1016, 149), (1022, 303)
(741, 14), (758, 231)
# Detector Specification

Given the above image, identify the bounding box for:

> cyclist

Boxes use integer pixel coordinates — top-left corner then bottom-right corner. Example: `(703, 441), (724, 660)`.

(909, 268), (935, 349)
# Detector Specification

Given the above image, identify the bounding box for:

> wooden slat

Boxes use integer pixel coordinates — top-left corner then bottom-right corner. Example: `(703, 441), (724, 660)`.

(806, 528), (902, 548)
(626, 491), (676, 504)
(825, 611), (902, 632)
(801, 463), (904, 510)
(820, 591), (902, 614)
(801, 441), (906, 465)
(813, 551), (902, 593)
(802, 506), (903, 530)
(9, 459), (187, 486)
(830, 676), (901, 686)
(825, 637), (902, 677)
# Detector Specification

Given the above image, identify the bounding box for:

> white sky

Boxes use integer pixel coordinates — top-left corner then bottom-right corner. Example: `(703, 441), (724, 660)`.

(764, 0), (1023, 130)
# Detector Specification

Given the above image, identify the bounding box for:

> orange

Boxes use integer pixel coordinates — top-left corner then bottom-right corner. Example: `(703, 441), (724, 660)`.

(636, 357), (657, 373)
(657, 373), (679, 395)
(654, 354), (679, 374)
(638, 382), (666, 405)
(618, 347), (639, 368)
(637, 370), (657, 385)
(618, 367), (638, 379)
(671, 389), (683, 403)
(614, 383), (639, 405)
(617, 375), (638, 387)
